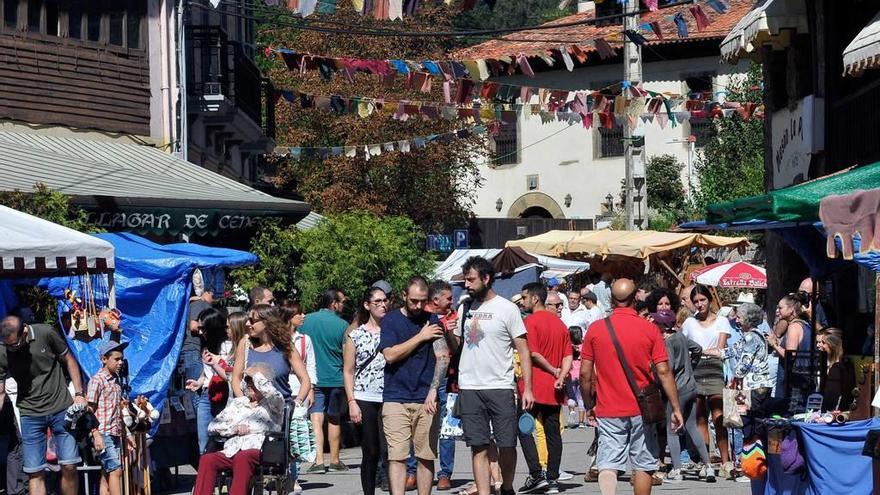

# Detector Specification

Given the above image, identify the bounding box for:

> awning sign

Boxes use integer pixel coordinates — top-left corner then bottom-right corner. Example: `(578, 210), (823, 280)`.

(86, 209), (290, 236)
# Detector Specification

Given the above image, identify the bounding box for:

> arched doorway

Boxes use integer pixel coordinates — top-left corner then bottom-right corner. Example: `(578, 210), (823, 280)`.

(520, 206), (554, 219)
(507, 192), (565, 219)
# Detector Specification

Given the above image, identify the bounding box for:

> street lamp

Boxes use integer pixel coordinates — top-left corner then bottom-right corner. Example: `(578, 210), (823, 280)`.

(564, 194), (572, 208)
(495, 197), (503, 212)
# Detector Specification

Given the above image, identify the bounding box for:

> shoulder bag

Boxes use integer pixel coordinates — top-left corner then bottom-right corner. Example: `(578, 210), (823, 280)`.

(604, 318), (665, 424)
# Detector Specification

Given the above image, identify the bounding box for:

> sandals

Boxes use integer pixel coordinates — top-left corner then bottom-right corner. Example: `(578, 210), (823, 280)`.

(455, 481), (503, 495)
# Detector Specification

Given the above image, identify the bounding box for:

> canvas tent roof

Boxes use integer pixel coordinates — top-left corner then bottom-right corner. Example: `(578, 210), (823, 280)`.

(706, 161), (880, 225)
(0, 205), (115, 275)
(506, 229), (748, 260)
(433, 248), (589, 282)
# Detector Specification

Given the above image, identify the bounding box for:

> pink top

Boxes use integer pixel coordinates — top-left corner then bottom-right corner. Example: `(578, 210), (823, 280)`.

(569, 356), (581, 381)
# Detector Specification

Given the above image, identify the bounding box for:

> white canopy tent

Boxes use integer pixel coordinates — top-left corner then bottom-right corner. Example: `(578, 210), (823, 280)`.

(0, 205), (116, 305)
(433, 248), (590, 282)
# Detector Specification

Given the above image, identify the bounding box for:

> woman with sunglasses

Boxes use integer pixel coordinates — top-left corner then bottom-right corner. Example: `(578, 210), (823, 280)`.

(185, 307), (233, 453)
(343, 287), (389, 495)
(230, 304), (311, 408)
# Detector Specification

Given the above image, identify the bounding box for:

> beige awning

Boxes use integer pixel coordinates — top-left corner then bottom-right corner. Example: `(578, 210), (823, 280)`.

(720, 0), (808, 63)
(506, 229), (748, 261)
(844, 10), (880, 76)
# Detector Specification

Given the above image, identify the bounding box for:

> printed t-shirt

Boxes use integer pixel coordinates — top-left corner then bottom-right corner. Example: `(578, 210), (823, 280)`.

(300, 309), (348, 387)
(378, 309), (440, 403)
(681, 315), (732, 351)
(518, 311), (572, 405)
(0, 324), (73, 416)
(455, 295), (527, 390)
(581, 308), (668, 418)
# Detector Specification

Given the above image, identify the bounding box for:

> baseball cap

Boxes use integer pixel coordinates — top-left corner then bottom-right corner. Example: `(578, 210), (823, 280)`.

(370, 280), (393, 295)
(98, 339), (129, 357)
(547, 278), (560, 288)
(518, 412), (536, 435)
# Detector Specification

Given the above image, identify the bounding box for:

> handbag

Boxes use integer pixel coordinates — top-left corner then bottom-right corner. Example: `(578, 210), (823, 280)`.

(289, 403), (317, 463)
(862, 429), (880, 458)
(261, 432), (287, 467)
(604, 318), (665, 424)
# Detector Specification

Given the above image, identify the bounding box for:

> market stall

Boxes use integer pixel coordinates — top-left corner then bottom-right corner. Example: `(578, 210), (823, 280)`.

(0, 204), (116, 307)
(434, 247), (590, 300)
(506, 229), (749, 288)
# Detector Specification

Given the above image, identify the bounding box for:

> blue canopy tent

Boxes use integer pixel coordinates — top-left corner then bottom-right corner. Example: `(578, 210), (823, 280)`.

(43, 233), (257, 423)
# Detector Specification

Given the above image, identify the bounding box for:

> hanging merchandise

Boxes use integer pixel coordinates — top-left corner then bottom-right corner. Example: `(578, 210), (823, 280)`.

(689, 5), (711, 31)
(672, 12), (689, 38)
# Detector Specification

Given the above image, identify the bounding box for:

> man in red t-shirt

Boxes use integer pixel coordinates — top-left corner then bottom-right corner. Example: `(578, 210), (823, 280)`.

(516, 282), (572, 494)
(580, 279), (682, 495)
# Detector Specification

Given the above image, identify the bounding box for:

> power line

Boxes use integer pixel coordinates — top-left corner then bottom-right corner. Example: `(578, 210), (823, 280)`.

(191, 0), (698, 38)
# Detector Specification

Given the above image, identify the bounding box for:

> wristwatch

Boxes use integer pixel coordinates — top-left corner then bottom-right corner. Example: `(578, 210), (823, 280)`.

(75, 392), (85, 398)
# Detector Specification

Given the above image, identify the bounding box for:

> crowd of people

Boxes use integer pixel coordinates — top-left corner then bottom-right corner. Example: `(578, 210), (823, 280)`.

(0, 256), (858, 495)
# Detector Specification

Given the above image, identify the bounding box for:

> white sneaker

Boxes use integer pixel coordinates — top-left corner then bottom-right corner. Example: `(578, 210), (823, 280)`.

(293, 481), (303, 493)
(735, 475), (751, 483)
(664, 469), (683, 484)
(705, 466), (716, 483)
(557, 470), (573, 481)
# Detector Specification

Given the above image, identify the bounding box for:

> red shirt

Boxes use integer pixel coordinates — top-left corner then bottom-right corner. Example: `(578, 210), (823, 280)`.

(519, 311), (572, 405)
(581, 307), (668, 418)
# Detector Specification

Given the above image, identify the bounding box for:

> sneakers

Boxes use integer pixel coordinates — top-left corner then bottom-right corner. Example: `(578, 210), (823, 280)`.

(704, 466), (717, 483)
(518, 475), (549, 493)
(293, 482), (303, 494)
(735, 475), (751, 483)
(719, 461), (735, 480)
(306, 463), (326, 474)
(545, 480), (559, 494)
(664, 469), (683, 484)
(556, 471), (573, 481)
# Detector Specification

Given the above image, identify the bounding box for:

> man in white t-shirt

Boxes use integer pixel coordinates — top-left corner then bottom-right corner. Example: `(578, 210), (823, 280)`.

(453, 256), (533, 495)
(581, 291), (605, 332)
(561, 291), (591, 335)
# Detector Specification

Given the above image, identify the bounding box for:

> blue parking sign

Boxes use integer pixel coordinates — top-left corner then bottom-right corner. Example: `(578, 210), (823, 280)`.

(454, 229), (469, 249)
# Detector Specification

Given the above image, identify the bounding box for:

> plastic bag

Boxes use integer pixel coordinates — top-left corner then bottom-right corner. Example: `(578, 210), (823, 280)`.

(723, 386), (748, 428)
(439, 393), (464, 441)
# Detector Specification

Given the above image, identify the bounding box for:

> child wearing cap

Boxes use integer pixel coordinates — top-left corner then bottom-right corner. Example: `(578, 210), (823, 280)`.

(87, 340), (132, 495)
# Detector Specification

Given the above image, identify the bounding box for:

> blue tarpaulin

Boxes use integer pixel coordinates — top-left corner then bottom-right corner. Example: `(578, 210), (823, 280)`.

(43, 233), (257, 422)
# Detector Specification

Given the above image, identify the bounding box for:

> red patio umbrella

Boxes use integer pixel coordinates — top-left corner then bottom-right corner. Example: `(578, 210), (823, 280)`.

(690, 261), (767, 289)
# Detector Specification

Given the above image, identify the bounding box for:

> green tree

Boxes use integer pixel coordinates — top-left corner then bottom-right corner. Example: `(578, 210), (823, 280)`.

(231, 212), (433, 309)
(646, 154), (686, 212)
(294, 212), (433, 309)
(257, 6), (487, 232)
(454, 0), (574, 35)
(0, 183), (104, 323)
(692, 63), (765, 211)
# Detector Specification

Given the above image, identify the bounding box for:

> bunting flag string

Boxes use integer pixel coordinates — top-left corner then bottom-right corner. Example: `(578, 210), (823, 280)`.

(274, 124), (488, 161)
(277, 86), (764, 132)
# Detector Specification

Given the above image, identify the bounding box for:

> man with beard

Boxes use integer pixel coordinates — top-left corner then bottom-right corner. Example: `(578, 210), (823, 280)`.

(379, 277), (450, 495)
(453, 257), (533, 495)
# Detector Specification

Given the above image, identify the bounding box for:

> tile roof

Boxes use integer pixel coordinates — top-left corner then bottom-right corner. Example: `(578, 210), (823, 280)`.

(456, 0), (756, 60)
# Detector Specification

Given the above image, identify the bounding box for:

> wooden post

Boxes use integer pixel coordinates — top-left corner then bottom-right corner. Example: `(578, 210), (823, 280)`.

(658, 259), (686, 288)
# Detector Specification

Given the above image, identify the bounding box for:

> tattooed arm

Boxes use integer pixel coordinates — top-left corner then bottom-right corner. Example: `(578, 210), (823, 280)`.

(423, 336), (451, 416)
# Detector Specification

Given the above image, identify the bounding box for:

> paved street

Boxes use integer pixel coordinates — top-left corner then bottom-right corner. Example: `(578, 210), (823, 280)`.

(167, 427), (752, 495)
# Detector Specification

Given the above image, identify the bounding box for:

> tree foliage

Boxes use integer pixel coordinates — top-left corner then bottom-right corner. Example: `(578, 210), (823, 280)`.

(258, 5), (488, 231)
(646, 154), (686, 212)
(293, 212), (433, 309)
(454, 0), (574, 34)
(231, 212), (433, 310)
(693, 64), (765, 212)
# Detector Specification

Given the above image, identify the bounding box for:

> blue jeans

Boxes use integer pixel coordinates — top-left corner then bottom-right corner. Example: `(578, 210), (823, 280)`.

(20, 408), (82, 474)
(731, 428), (744, 467)
(196, 391), (214, 454)
(407, 388), (454, 479)
(95, 434), (122, 473)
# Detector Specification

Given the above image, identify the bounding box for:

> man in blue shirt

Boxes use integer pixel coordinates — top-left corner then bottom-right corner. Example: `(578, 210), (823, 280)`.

(379, 277), (450, 495)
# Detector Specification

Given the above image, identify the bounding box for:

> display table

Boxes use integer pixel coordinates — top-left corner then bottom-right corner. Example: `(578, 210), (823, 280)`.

(754, 418), (879, 495)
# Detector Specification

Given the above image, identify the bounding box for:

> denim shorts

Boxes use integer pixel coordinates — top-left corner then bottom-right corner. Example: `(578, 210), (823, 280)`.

(596, 415), (659, 472)
(95, 434), (122, 473)
(309, 387), (345, 418)
(20, 409), (82, 474)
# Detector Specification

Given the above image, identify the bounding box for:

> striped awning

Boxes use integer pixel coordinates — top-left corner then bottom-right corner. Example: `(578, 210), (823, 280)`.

(720, 0), (808, 63)
(844, 10), (880, 76)
(0, 205), (115, 275)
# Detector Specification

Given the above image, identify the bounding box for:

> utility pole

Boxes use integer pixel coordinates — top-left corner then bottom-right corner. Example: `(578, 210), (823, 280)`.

(623, 0), (644, 230)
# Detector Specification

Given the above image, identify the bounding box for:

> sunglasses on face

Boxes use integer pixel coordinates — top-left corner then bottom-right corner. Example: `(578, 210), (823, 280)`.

(548, 302), (564, 308)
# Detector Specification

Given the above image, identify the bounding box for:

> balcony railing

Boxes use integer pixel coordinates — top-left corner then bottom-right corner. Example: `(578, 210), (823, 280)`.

(187, 26), (273, 135)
